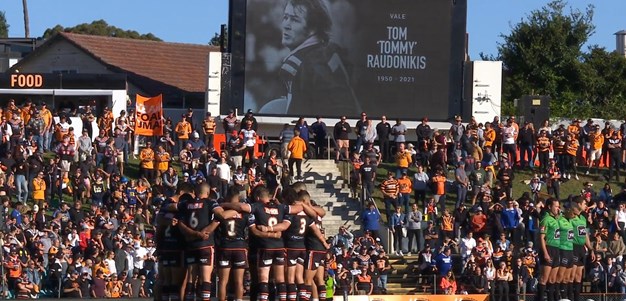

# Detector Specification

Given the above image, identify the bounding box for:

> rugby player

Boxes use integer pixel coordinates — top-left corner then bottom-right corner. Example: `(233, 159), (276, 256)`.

(154, 183), (193, 301)
(176, 183), (238, 301)
(223, 186), (318, 301)
(300, 190), (330, 301)
(215, 187), (280, 301)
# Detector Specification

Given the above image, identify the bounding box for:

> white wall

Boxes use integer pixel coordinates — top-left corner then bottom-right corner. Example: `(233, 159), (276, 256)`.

(206, 52), (222, 116)
(470, 61), (502, 125)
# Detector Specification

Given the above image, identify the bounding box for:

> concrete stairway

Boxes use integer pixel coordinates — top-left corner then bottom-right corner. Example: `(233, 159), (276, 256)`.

(385, 254), (436, 295)
(301, 159), (361, 238)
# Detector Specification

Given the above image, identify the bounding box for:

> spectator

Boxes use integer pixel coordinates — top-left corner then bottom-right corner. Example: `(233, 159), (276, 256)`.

(440, 270), (458, 295)
(333, 226), (354, 250)
(334, 116), (351, 161)
(63, 270), (82, 298)
(361, 202), (382, 241)
(423, 221), (439, 250)
(407, 203), (423, 254)
(376, 116), (391, 163)
(435, 248), (453, 276)
(380, 172), (399, 222)
(494, 262), (511, 301)
(413, 165), (429, 207)
(390, 206), (406, 256)
(391, 119), (407, 149)
(287, 129), (307, 180)
(310, 116), (327, 159)
(355, 265), (373, 295)
(397, 171), (412, 214)
(431, 168), (447, 213)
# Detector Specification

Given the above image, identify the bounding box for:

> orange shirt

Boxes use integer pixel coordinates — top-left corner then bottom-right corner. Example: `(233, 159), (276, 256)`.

(21, 106), (31, 125)
(32, 177), (46, 200)
(380, 178), (399, 197)
(567, 139), (579, 156)
(441, 215), (454, 231)
(432, 175), (446, 195)
(287, 136), (307, 159)
(567, 125), (580, 139)
(395, 150), (412, 168)
(397, 177), (412, 194)
(484, 128), (496, 147)
(140, 148), (155, 169)
(40, 108), (53, 129)
(590, 132), (604, 150)
(175, 121), (192, 139)
(156, 152), (170, 172)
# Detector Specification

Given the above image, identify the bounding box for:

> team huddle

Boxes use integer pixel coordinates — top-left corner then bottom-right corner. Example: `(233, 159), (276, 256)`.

(538, 197), (594, 301)
(154, 181), (329, 301)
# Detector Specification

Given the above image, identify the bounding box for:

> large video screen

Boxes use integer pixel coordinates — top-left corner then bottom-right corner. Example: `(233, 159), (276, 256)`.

(238, 0), (465, 120)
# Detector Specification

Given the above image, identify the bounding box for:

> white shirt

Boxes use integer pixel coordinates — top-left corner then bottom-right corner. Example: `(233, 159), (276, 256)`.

(241, 129), (257, 147)
(461, 237), (477, 256)
(217, 163), (231, 181)
(67, 233), (80, 247)
(617, 210), (626, 223)
(104, 258), (117, 276)
(503, 126), (516, 145)
(133, 246), (147, 269)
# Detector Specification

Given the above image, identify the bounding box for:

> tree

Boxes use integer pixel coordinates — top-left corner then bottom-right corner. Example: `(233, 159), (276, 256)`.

(0, 11), (9, 38)
(41, 20), (161, 41)
(491, 0), (596, 118)
(209, 25), (228, 49)
(578, 46), (626, 119)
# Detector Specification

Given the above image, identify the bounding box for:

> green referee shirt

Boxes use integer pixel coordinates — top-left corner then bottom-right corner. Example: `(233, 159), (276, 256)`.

(540, 213), (561, 248)
(570, 214), (588, 246)
(558, 216), (574, 251)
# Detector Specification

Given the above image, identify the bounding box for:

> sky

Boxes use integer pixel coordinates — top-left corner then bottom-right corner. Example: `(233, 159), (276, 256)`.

(2, 0), (625, 59)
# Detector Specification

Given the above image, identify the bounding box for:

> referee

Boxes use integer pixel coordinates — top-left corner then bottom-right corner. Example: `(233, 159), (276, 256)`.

(557, 205), (575, 301)
(538, 198), (561, 301)
(570, 196), (595, 301)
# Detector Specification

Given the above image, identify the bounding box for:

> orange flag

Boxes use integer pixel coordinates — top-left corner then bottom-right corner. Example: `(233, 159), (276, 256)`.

(135, 94), (164, 136)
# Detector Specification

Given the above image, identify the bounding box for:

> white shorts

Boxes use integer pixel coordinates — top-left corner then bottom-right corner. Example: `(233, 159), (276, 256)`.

(589, 149), (602, 161)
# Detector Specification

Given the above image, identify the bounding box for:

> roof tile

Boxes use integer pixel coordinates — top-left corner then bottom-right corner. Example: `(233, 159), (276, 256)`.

(60, 32), (218, 93)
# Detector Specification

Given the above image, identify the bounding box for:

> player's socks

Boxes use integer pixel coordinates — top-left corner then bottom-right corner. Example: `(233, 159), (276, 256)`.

(317, 284), (327, 301)
(277, 283), (287, 301)
(258, 282), (270, 301)
(573, 282), (581, 301)
(546, 283), (554, 301)
(199, 282), (211, 301)
(160, 286), (170, 301)
(184, 283), (195, 301)
(567, 282), (574, 301)
(537, 284), (545, 301)
(287, 283), (298, 301)
(300, 285), (312, 301)
(559, 282), (566, 300)
(164, 285), (180, 301)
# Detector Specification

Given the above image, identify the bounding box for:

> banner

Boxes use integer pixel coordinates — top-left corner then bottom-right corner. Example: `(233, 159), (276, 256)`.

(135, 94), (164, 136)
(348, 294), (490, 301)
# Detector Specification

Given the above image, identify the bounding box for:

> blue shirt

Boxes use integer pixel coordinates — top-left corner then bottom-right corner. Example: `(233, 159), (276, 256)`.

(361, 209), (381, 231)
(501, 207), (519, 229)
(295, 123), (310, 142)
(435, 253), (453, 276)
(10, 209), (22, 225)
(390, 213), (406, 227)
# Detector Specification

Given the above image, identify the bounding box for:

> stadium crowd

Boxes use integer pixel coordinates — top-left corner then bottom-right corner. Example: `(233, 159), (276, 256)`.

(0, 95), (625, 301)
